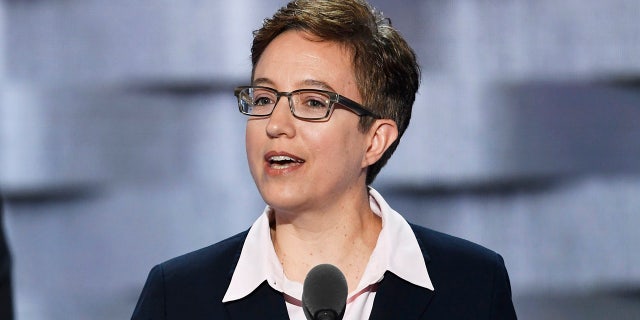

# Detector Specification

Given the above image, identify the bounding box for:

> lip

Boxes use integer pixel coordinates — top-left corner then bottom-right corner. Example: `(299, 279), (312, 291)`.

(263, 151), (305, 175)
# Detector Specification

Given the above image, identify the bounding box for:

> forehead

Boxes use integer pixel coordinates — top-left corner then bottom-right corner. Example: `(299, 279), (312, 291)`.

(253, 30), (357, 91)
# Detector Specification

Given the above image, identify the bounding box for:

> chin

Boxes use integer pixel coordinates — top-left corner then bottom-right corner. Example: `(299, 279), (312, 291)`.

(259, 187), (310, 213)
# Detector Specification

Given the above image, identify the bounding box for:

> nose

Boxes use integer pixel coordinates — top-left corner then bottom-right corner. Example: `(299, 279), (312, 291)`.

(265, 95), (296, 138)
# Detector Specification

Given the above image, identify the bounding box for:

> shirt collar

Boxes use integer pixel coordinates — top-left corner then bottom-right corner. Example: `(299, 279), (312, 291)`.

(222, 187), (433, 303)
(222, 207), (282, 302)
(367, 187), (434, 291)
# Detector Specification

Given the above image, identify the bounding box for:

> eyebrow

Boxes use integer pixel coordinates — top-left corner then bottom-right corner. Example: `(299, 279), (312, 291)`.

(252, 78), (274, 87)
(252, 78), (337, 92)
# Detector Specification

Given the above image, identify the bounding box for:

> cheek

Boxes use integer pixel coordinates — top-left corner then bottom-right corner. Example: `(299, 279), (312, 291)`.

(308, 126), (364, 169)
(245, 123), (263, 168)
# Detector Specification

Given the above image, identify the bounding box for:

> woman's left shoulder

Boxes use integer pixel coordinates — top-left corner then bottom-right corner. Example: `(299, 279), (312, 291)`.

(408, 223), (505, 268)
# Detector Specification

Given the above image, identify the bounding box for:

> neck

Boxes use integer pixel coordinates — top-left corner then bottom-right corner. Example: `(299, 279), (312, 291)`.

(270, 187), (382, 293)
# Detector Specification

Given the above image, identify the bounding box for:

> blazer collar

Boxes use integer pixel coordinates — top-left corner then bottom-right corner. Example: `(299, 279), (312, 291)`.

(369, 225), (435, 320)
(223, 223), (436, 320)
(224, 274), (434, 320)
(224, 281), (289, 319)
(368, 271), (434, 320)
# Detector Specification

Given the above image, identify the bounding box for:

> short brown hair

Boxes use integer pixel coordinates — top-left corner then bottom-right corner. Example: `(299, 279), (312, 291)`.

(251, 0), (420, 184)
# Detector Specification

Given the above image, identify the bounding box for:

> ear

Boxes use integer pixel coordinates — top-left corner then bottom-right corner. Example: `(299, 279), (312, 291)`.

(362, 119), (399, 168)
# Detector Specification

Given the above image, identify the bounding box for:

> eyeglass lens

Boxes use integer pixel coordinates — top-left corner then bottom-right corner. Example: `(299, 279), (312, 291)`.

(240, 88), (332, 119)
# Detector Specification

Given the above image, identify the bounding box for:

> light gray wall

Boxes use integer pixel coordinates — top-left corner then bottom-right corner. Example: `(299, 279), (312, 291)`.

(1, 1), (639, 319)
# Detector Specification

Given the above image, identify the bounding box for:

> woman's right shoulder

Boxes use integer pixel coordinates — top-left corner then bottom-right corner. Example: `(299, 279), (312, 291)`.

(160, 229), (250, 275)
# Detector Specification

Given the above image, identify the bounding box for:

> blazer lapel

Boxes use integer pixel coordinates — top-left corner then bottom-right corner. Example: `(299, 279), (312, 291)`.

(370, 224), (436, 320)
(224, 275), (433, 320)
(369, 271), (434, 320)
(224, 281), (290, 319)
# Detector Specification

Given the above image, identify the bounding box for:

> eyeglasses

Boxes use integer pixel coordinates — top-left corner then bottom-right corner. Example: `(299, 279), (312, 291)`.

(234, 86), (380, 120)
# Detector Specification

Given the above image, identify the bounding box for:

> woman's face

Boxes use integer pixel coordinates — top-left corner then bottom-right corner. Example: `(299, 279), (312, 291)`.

(246, 30), (371, 215)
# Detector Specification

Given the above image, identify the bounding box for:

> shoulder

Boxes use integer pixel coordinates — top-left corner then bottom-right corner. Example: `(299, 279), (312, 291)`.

(409, 223), (502, 266)
(408, 223), (509, 291)
(408, 223), (517, 317)
(160, 230), (249, 278)
(132, 230), (250, 318)
(410, 224), (516, 301)
(151, 230), (250, 299)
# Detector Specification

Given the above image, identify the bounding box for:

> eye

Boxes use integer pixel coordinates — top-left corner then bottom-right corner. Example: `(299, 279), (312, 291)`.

(306, 98), (328, 108)
(249, 89), (277, 107)
(253, 96), (274, 106)
(299, 92), (330, 109)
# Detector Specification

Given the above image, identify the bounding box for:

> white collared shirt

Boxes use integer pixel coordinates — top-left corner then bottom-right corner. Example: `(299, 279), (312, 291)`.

(223, 188), (434, 319)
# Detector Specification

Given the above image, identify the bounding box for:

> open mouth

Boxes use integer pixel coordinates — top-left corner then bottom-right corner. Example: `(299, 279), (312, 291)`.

(267, 155), (305, 169)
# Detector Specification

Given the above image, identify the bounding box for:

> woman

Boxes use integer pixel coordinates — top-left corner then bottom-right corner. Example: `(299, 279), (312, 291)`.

(132, 1), (517, 319)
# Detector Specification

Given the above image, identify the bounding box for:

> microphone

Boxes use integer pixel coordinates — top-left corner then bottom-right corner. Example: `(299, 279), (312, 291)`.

(302, 264), (348, 320)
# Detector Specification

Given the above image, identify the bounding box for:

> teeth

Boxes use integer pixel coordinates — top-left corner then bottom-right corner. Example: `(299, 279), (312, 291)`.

(269, 155), (303, 163)
(270, 155), (295, 162)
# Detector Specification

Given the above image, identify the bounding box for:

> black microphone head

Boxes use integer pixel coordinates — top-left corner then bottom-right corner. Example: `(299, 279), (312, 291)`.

(302, 264), (348, 320)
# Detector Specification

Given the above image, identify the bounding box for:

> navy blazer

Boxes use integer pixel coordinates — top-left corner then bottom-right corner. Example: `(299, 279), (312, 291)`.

(132, 224), (517, 319)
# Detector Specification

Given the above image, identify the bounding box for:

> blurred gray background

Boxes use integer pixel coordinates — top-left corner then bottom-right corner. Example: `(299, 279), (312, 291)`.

(1, 0), (639, 319)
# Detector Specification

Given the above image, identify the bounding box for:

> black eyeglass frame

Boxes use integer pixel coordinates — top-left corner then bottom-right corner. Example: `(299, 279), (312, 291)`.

(234, 86), (380, 120)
